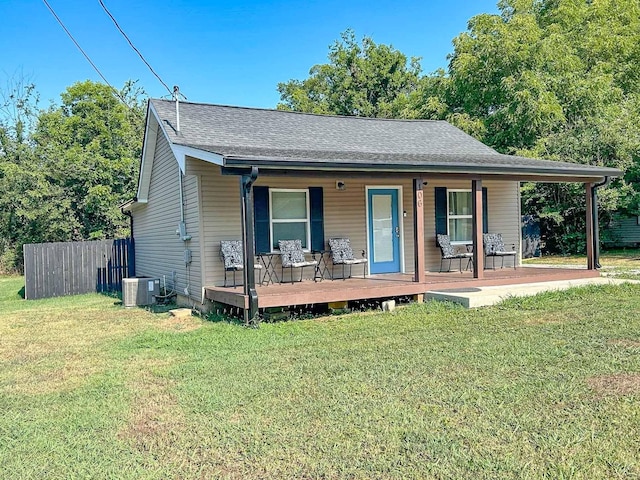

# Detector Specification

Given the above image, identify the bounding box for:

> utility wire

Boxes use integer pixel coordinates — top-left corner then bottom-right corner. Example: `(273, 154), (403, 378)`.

(42, 0), (132, 108)
(98, 0), (173, 97)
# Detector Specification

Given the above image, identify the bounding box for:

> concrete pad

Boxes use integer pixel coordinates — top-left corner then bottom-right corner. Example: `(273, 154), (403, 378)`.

(425, 277), (640, 308)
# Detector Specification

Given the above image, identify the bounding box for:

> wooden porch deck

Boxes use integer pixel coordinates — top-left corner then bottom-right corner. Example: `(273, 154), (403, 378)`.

(204, 267), (601, 310)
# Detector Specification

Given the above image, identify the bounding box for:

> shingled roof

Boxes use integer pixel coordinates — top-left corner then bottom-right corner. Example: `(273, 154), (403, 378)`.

(148, 99), (621, 179)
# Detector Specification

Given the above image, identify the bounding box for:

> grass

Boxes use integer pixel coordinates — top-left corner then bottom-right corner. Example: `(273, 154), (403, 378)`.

(1, 275), (640, 479)
(524, 248), (640, 267)
(524, 248), (640, 280)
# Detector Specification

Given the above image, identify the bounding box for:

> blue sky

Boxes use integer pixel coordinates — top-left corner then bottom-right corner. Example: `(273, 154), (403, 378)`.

(1, 0), (499, 108)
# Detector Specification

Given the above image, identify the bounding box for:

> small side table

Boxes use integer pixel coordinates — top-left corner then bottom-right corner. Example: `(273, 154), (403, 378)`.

(257, 252), (280, 285)
(312, 250), (331, 281)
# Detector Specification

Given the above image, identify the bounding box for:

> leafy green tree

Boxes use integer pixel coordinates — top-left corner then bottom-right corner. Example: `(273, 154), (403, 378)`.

(439, 0), (640, 252)
(277, 30), (422, 117)
(0, 79), (145, 272)
(0, 77), (72, 272)
(33, 80), (145, 240)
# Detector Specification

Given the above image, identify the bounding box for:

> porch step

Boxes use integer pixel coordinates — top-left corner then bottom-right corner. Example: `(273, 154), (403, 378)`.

(425, 277), (639, 308)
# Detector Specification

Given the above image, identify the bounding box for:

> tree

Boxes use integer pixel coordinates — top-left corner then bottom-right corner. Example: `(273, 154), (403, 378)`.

(33, 80), (145, 240)
(440, 0), (640, 252)
(277, 30), (422, 118)
(0, 79), (145, 273)
(0, 76), (71, 272)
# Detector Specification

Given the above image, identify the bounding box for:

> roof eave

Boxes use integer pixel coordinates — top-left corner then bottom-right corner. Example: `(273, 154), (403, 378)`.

(222, 156), (621, 182)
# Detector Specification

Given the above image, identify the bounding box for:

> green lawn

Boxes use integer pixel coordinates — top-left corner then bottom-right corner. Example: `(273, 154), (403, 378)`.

(524, 248), (640, 268)
(1, 275), (640, 479)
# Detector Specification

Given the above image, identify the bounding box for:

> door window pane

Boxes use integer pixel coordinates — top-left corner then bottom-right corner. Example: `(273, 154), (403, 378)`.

(372, 194), (393, 263)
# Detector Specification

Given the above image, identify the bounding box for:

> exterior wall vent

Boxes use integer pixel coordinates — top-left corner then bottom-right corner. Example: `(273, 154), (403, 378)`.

(122, 277), (160, 307)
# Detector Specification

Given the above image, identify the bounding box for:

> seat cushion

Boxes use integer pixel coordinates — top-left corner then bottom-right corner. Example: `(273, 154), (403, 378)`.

(278, 239), (306, 266)
(343, 258), (367, 265)
(443, 252), (473, 260)
(329, 238), (357, 264)
(290, 260), (318, 268)
(221, 240), (244, 269)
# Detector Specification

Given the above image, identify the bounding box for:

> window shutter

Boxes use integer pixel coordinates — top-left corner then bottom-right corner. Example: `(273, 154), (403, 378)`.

(253, 186), (270, 253)
(435, 187), (447, 242)
(309, 187), (325, 252)
(482, 187), (488, 234)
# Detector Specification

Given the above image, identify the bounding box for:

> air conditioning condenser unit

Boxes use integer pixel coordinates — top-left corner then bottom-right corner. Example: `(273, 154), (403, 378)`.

(122, 277), (160, 307)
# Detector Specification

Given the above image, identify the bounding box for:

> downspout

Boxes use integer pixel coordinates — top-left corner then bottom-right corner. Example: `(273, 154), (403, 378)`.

(121, 207), (134, 239)
(592, 176), (611, 269)
(241, 167), (259, 325)
(177, 166), (192, 300)
(120, 204), (135, 277)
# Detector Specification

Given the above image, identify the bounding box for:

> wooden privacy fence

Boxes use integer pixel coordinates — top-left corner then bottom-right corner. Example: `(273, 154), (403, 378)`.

(23, 238), (135, 300)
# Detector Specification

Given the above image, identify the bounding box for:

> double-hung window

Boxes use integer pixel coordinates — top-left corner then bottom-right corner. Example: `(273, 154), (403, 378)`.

(269, 189), (310, 250)
(448, 190), (472, 243)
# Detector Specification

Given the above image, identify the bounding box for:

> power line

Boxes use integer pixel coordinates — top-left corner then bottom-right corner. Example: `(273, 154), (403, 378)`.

(42, 0), (131, 108)
(98, 0), (173, 97)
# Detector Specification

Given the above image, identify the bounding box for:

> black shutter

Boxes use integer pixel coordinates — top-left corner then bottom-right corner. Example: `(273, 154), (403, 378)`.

(482, 187), (488, 234)
(435, 187), (448, 243)
(253, 186), (270, 253)
(309, 187), (325, 252)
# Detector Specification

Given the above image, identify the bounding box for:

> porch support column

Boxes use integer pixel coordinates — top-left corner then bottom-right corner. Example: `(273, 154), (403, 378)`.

(240, 167), (259, 324)
(413, 178), (426, 283)
(472, 179), (484, 278)
(586, 182), (595, 270)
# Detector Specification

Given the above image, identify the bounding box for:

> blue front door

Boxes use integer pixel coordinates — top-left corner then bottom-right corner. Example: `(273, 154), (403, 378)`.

(368, 188), (401, 274)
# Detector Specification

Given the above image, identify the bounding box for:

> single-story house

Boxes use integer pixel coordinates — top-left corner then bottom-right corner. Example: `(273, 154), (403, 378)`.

(122, 99), (621, 321)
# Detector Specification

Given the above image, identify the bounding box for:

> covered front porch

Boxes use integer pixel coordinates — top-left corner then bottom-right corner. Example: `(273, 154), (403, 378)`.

(205, 266), (601, 311)
(219, 165), (608, 322)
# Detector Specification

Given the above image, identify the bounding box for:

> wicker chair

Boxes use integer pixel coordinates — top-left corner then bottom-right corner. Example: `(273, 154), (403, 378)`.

(436, 234), (473, 273)
(483, 233), (517, 269)
(278, 239), (318, 284)
(328, 238), (367, 280)
(220, 240), (262, 287)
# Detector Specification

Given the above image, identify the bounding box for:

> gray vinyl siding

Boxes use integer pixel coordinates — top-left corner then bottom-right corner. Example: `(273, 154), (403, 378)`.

(609, 214), (640, 246)
(132, 133), (202, 302)
(194, 160), (521, 287)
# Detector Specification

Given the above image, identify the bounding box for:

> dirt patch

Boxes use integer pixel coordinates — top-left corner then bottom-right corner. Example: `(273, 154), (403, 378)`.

(587, 373), (640, 397)
(608, 338), (640, 348)
(156, 314), (203, 332)
(118, 371), (185, 451)
(524, 312), (573, 325)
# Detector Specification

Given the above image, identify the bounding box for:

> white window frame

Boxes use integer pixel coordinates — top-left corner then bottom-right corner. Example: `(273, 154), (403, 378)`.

(447, 189), (473, 245)
(269, 188), (311, 252)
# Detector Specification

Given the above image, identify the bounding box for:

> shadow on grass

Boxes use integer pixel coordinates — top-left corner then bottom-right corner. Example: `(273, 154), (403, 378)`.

(18, 285), (25, 299)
